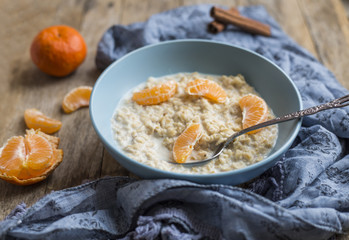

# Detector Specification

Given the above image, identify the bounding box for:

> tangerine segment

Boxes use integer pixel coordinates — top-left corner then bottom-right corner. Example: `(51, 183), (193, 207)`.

(24, 108), (62, 134)
(0, 136), (26, 178)
(185, 79), (227, 103)
(62, 86), (92, 113)
(0, 129), (63, 185)
(36, 130), (60, 149)
(132, 81), (177, 105)
(239, 94), (268, 134)
(25, 133), (53, 172)
(173, 123), (203, 163)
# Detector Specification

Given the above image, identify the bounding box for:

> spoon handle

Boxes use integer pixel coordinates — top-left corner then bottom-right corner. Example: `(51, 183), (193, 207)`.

(224, 94), (349, 146)
(174, 94), (349, 166)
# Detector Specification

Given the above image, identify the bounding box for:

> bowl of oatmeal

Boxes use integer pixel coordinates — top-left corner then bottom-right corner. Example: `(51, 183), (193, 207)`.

(90, 40), (302, 185)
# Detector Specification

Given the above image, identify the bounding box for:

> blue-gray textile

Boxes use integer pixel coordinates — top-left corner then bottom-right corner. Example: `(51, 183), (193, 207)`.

(1, 4), (349, 240)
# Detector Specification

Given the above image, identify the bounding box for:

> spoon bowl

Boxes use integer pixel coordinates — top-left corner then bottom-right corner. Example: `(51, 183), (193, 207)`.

(175, 94), (349, 166)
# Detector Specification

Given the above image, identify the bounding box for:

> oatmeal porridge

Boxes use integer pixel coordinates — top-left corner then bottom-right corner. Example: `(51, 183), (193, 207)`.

(111, 72), (278, 174)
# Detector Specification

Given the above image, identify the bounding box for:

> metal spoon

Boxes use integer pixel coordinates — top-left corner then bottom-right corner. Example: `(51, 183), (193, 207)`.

(174, 94), (349, 167)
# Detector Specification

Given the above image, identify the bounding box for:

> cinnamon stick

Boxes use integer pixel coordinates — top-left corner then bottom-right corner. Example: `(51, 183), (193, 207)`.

(208, 7), (239, 34)
(210, 6), (271, 37)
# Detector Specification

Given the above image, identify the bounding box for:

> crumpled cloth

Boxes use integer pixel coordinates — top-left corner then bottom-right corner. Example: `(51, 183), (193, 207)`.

(1, 4), (349, 240)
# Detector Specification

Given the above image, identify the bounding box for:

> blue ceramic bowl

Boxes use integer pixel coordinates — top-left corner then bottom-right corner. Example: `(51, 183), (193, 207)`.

(90, 40), (302, 185)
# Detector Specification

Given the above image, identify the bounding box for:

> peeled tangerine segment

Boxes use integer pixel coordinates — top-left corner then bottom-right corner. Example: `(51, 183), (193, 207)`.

(239, 94), (268, 134)
(132, 81), (177, 105)
(62, 86), (93, 113)
(173, 123), (203, 163)
(25, 133), (53, 172)
(0, 129), (63, 185)
(185, 78), (227, 103)
(24, 108), (62, 134)
(0, 136), (26, 177)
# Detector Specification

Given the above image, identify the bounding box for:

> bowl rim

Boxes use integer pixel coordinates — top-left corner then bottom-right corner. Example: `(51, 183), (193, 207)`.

(90, 39), (303, 179)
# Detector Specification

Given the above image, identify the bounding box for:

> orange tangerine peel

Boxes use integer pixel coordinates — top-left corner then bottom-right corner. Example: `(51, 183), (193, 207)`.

(0, 129), (63, 185)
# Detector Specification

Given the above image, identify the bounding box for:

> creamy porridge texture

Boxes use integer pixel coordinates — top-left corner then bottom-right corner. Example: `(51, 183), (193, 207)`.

(112, 72), (278, 174)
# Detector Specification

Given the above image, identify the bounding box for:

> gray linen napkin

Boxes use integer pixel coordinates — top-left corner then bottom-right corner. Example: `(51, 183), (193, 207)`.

(1, 4), (349, 240)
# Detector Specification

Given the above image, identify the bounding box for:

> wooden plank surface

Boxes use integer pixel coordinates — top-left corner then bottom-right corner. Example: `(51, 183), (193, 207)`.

(238, 0), (318, 57)
(0, 4), (349, 240)
(299, 0), (349, 89)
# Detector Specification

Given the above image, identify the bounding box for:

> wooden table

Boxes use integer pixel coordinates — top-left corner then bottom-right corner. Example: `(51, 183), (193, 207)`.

(1, 0), (349, 236)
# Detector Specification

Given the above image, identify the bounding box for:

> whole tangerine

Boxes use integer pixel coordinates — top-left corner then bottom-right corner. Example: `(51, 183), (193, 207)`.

(30, 25), (87, 77)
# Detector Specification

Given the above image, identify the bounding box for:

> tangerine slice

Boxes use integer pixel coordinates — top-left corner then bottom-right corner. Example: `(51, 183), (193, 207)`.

(0, 129), (63, 185)
(132, 81), (177, 105)
(62, 86), (92, 113)
(25, 133), (53, 172)
(173, 123), (203, 163)
(24, 108), (62, 134)
(0, 136), (26, 178)
(239, 94), (268, 134)
(185, 79), (227, 103)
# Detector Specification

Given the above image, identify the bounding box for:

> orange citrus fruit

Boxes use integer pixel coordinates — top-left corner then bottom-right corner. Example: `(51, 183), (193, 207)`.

(30, 25), (87, 77)
(62, 86), (92, 113)
(0, 129), (63, 185)
(239, 94), (268, 134)
(173, 123), (203, 163)
(185, 79), (227, 103)
(24, 108), (62, 134)
(132, 81), (177, 105)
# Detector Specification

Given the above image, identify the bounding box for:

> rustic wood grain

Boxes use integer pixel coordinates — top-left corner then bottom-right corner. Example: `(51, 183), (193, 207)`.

(299, 0), (349, 89)
(0, 0), (124, 218)
(343, 0), (349, 17)
(181, 0), (237, 6)
(238, 0), (318, 57)
(0, 0), (64, 219)
(0, 4), (349, 239)
(45, 0), (124, 192)
(333, 0), (349, 47)
(120, 0), (181, 25)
